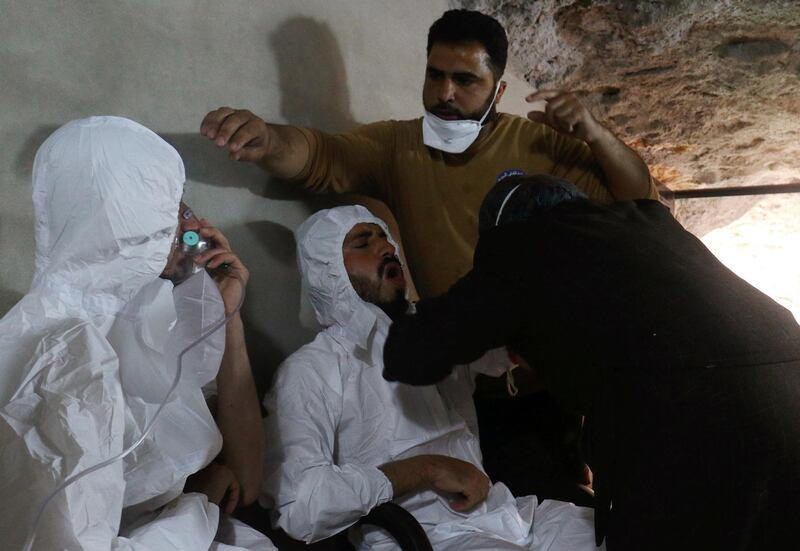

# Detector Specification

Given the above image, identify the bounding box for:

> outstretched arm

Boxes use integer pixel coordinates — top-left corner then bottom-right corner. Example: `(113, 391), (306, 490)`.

(384, 238), (527, 385)
(200, 108), (393, 197)
(201, 107), (310, 178)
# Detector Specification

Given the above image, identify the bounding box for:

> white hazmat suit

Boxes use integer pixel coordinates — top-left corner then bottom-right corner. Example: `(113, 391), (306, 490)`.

(262, 205), (601, 550)
(0, 117), (274, 551)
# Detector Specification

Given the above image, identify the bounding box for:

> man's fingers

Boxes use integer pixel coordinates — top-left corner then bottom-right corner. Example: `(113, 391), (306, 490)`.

(194, 247), (230, 266)
(207, 252), (240, 271)
(527, 110), (546, 123)
(530, 101), (583, 135)
(230, 147), (265, 163)
(450, 491), (478, 511)
(449, 497), (471, 511)
(228, 119), (266, 153)
(198, 249), (239, 270)
(213, 110), (255, 147)
(582, 463), (594, 487)
(199, 226), (231, 250)
(551, 107), (579, 133)
(223, 479), (241, 515)
(545, 94), (571, 112)
(450, 484), (487, 511)
(526, 89), (562, 102)
(552, 104), (575, 122)
(456, 474), (491, 511)
(200, 107), (236, 139)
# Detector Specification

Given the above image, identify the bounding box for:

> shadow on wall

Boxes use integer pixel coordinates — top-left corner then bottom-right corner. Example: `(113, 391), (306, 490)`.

(270, 16), (358, 133)
(224, 219), (306, 397)
(164, 16), (361, 200)
(0, 289), (25, 315)
(15, 125), (59, 178)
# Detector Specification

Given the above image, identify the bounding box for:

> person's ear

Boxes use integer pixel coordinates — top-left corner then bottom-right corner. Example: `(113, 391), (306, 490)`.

(495, 80), (508, 104)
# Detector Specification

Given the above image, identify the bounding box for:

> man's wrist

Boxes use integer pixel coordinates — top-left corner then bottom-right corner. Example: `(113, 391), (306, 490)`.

(417, 455), (438, 485)
(583, 117), (607, 147)
(225, 312), (245, 342)
(379, 455), (433, 497)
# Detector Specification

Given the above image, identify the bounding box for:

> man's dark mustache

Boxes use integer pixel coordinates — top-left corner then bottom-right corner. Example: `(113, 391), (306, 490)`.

(430, 104), (464, 118)
(378, 256), (402, 278)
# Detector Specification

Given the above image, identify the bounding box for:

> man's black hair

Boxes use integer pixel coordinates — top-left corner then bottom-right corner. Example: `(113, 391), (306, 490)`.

(427, 9), (508, 78)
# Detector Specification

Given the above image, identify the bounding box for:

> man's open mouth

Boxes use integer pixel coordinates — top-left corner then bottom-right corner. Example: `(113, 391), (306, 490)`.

(379, 258), (403, 282)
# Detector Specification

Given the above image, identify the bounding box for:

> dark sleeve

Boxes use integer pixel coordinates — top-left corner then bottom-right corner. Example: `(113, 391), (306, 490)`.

(383, 237), (528, 385)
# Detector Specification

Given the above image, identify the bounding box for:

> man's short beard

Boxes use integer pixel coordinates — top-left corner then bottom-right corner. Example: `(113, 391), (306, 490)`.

(379, 288), (410, 320)
(427, 85), (498, 124)
(349, 275), (408, 320)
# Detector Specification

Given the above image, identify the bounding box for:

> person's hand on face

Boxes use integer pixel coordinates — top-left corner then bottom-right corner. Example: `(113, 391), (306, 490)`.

(168, 203), (249, 314)
(191, 219), (249, 316)
(525, 90), (600, 144)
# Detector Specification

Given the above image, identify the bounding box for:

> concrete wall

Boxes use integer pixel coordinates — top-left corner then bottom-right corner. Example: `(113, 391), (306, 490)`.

(0, 0), (538, 391)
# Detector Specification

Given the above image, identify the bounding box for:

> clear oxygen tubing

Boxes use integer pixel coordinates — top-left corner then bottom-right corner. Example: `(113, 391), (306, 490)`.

(21, 279), (245, 551)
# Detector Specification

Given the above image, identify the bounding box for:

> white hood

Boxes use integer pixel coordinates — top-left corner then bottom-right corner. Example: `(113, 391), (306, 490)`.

(30, 116), (184, 325)
(295, 205), (401, 350)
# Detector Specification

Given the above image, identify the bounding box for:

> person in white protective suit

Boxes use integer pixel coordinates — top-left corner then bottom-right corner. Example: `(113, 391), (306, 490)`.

(261, 205), (602, 551)
(0, 116), (274, 551)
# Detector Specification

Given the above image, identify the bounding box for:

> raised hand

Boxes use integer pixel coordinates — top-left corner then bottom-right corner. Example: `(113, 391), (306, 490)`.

(200, 107), (274, 163)
(192, 220), (249, 315)
(525, 90), (600, 144)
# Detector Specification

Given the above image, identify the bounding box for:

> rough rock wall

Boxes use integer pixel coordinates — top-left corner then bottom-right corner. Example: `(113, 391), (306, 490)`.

(458, 0), (800, 235)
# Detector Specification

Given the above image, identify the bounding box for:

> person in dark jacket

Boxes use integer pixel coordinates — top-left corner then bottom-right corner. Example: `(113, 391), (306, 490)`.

(383, 174), (800, 551)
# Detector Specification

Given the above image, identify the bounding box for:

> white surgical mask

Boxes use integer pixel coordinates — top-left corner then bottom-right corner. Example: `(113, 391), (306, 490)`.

(422, 82), (501, 154)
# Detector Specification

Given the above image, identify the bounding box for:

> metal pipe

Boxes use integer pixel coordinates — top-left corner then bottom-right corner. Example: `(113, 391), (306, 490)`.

(662, 182), (800, 200)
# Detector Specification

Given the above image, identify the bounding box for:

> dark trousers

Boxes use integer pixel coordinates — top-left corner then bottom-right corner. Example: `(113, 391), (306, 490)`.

(588, 359), (800, 550)
(475, 388), (593, 507)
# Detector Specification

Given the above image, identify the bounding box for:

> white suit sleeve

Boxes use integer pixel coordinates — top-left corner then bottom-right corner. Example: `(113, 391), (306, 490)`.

(0, 324), (224, 551)
(112, 494), (218, 550)
(0, 324), (130, 551)
(117, 495), (278, 551)
(263, 361), (393, 543)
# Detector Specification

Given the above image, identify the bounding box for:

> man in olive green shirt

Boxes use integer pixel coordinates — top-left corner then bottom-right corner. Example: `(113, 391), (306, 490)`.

(200, 10), (654, 298)
(200, 9), (655, 498)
